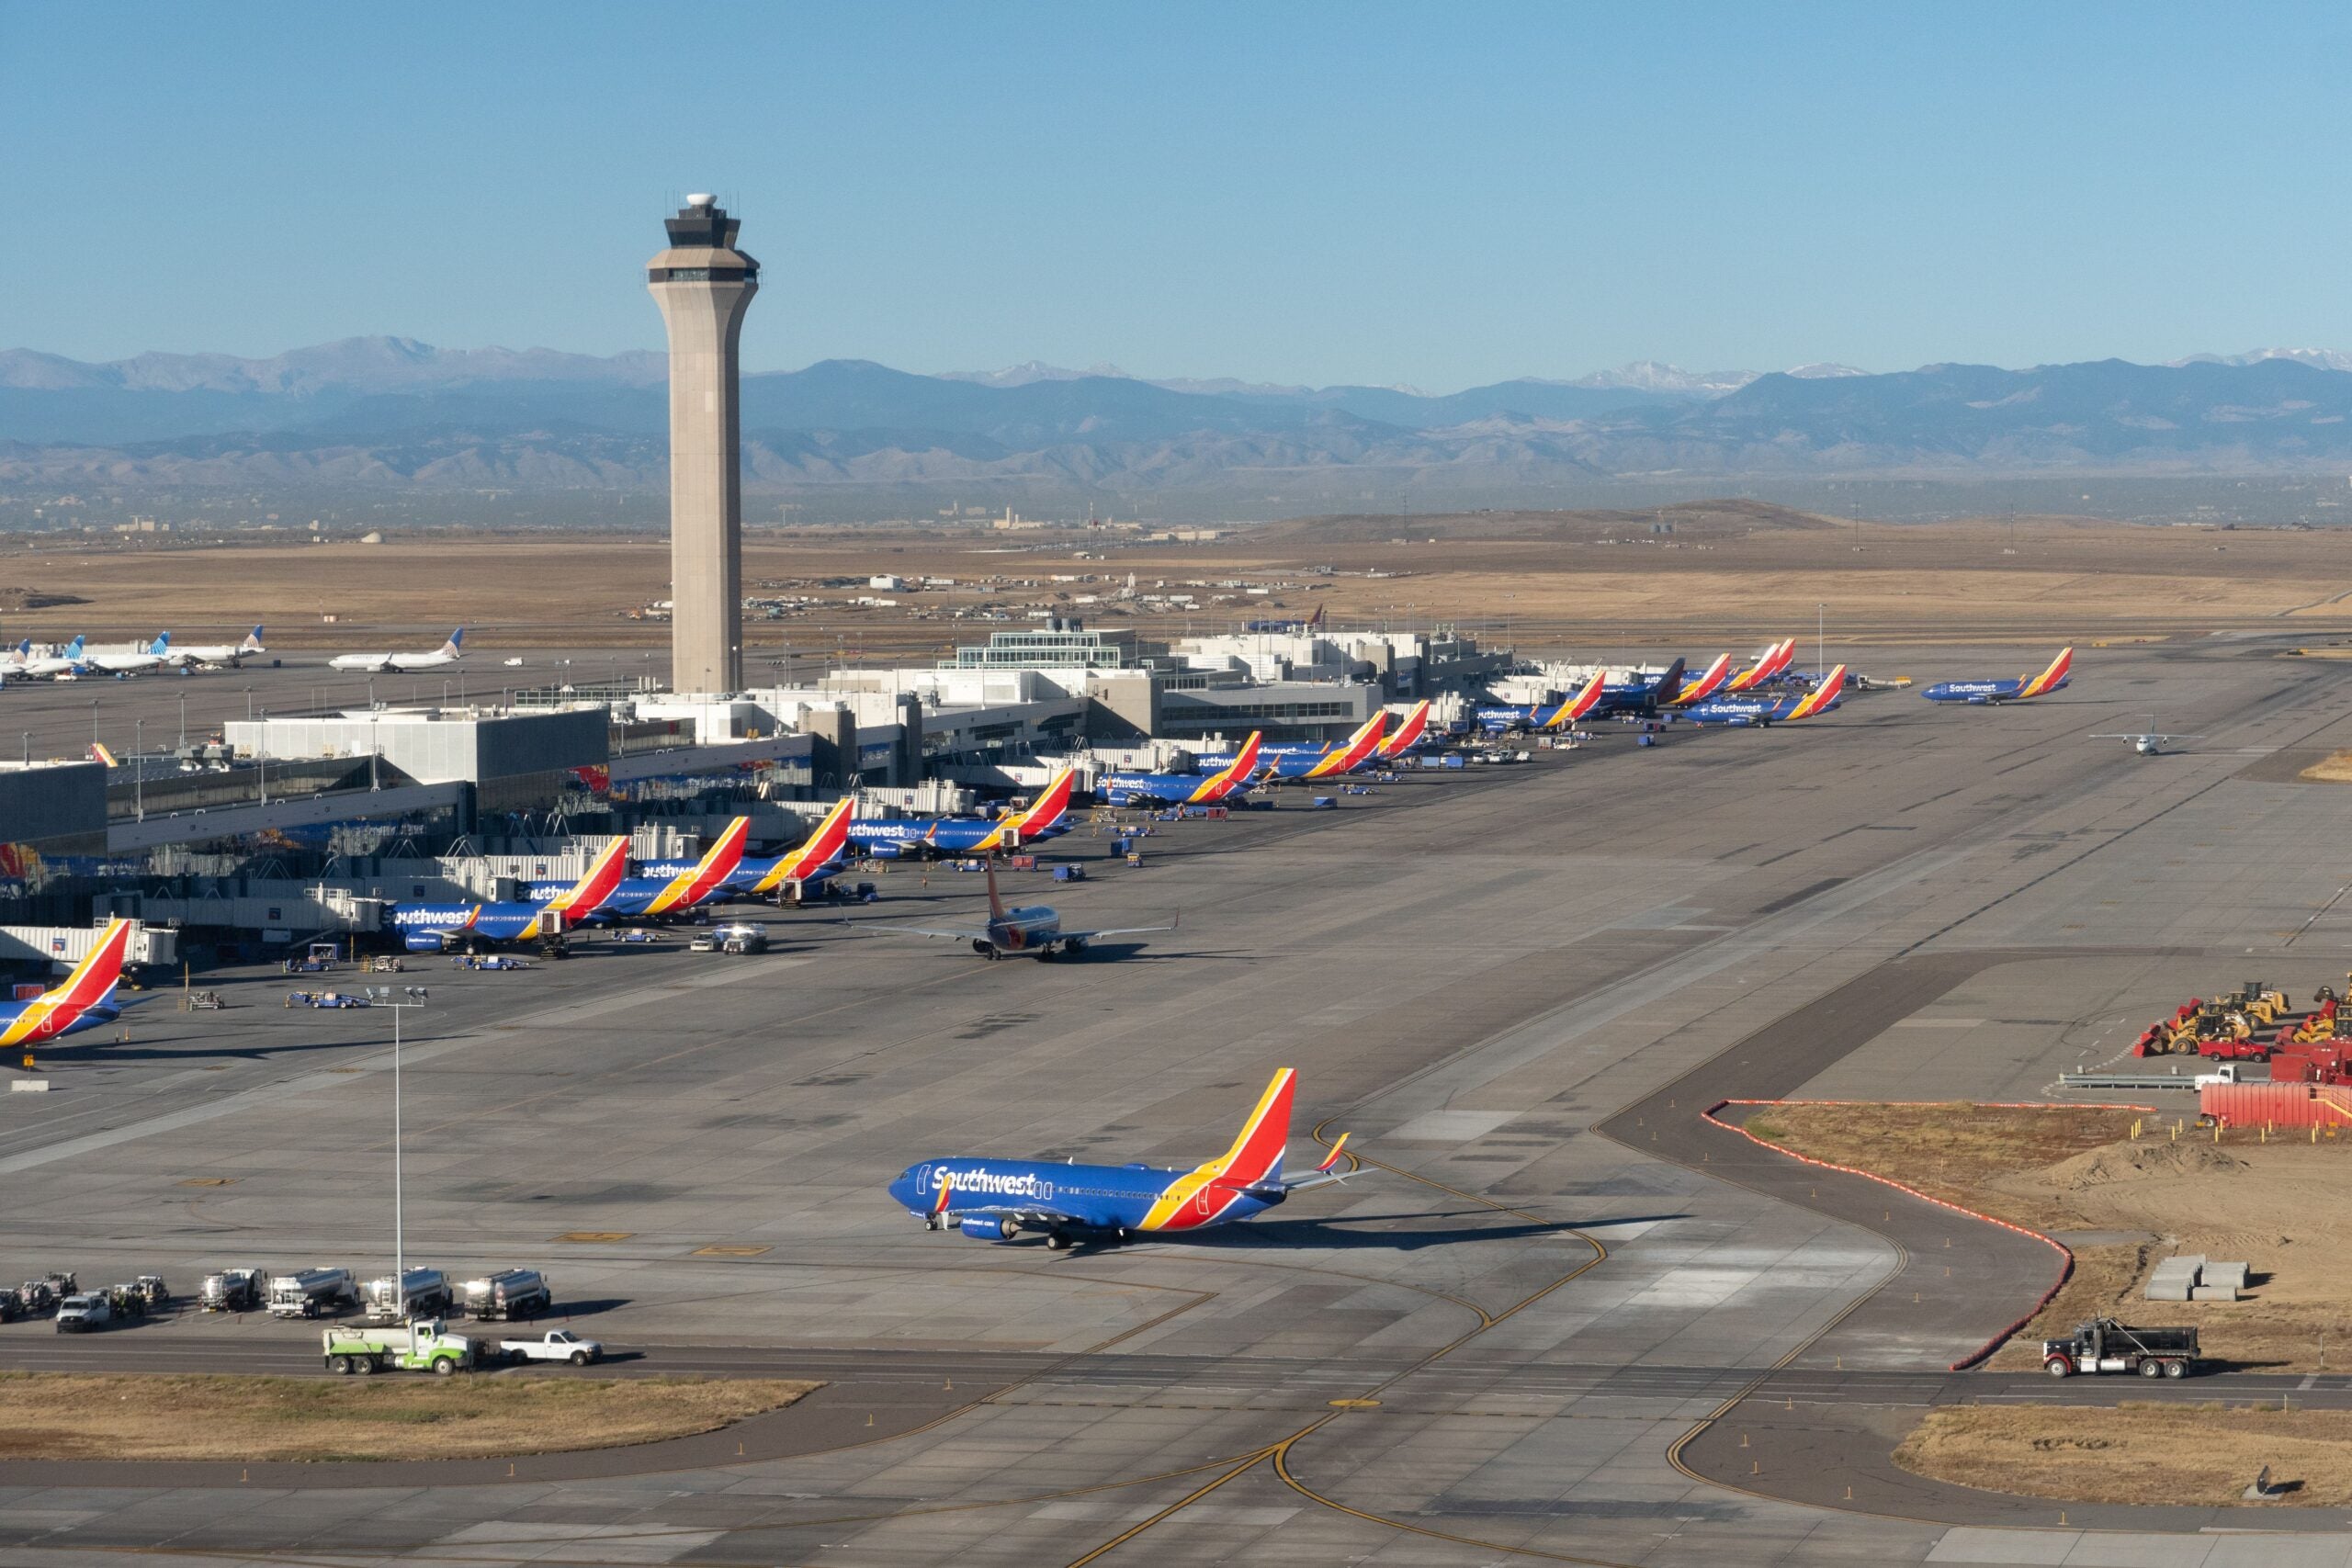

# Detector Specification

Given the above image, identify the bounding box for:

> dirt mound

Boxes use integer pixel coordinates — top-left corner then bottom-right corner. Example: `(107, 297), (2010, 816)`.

(2035, 1139), (2247, 1191)
(0, 586), (87, 610)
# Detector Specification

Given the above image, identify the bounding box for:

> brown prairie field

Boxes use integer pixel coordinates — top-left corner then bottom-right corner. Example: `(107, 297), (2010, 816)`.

(0, 1372), (817, 1461)
(1746, 1102), (2352, 1374)
(1897, 1404), (2352, 1507)
(8, 507), (2352, 656)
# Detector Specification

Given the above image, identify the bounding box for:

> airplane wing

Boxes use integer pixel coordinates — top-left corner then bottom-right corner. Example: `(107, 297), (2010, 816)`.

(1268, 1132), (1357, 1194)
(855, 921), (989, 942)
(1060, 921), (1180, 942)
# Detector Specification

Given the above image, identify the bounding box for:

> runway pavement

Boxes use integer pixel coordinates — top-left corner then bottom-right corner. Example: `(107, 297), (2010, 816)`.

(9, 637), (2352, 1563)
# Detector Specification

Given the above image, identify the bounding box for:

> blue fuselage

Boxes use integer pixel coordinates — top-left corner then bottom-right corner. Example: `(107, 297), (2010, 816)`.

(1679, 692), (1835, 726)
(388, 901), (550, 951)
(1921, 676), (2066, 704)
(887, 1157), (1280, 1238)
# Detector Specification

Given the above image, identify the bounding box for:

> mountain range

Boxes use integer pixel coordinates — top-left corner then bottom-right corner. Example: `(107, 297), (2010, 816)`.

(9, 339), (2352, 517)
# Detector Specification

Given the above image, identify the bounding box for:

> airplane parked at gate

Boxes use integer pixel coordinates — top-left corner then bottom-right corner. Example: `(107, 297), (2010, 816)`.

(1254, 712), (1388, 780)
(167, 626), (266, 668)
(1725, 639), (1797, 693)
(1377, 699), (1433, 756)
(863, 857), (1174, 961)
(329, 628), (465, 673)
(1679, 665), (1849, 727)
(1477, 671), (1605, 734)
(847, 768), (1077, 861)
(1921, 648), (2074, 705)
(1589, 657), (1688, 718)
(81, 633), (173, 676)
(887, 1067), (1352, 1249)
(392, 837), (632, 952)
(0, 919), (135, 1048)
(636, 796), (858, 899)
(532, 817), (752, 918)
(1661, 653), (1736, 708)
(5, 638), (85, 679)
(1101, 733), (1263, 807)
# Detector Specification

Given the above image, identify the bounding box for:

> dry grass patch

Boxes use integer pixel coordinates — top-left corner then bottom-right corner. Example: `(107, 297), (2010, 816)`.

(1745, 1101), (2352, 1372)
(1897, 1404), (2352, 1506)
(0, 1373), (818, 1461)
(2299, 751), (2352, 783)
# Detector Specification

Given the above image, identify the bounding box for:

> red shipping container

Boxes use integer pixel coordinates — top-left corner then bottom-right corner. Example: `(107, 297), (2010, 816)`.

(2275, 1055), (2314, 1083)
(2201, 1081), (2352, 1126)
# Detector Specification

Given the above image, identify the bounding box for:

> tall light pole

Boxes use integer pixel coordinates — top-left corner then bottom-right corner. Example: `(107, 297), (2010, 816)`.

(1817, 602), (1826, 679)
(177, 691), (187, 750)
(356, 994), (428, 1291)
(133, 718), (142, 821)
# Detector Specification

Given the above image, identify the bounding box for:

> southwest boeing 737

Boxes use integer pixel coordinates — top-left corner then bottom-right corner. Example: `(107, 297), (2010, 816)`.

(847, 768), (1075, 861)
(541, 817), (752, 918)
(1680, 664), (1849, 727)
(1661, 653), (1736, 707)
(1101, 732), (1263, 807)
(1377, 699), (1432, 755)
(1921, 647), (2074, 705)
(0, 919), (135, 1047)
(1724, 638), (1797, 692)
(887, 1067), (1352, 1249)
(393, 837), (631, 951)
(636, 796), (857, 899)
(1254, 712), (1388, 780)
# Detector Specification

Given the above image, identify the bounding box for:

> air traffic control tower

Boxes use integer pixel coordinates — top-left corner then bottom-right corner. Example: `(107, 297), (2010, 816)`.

(648, 195), (759, 694)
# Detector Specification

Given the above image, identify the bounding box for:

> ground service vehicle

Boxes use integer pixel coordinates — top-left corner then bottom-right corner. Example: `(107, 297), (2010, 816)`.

(461, 1269), (551, 1321)
(201, 1269), (266, 1312)
(17, 1279), (61, 1314)
(268, 1268), (358, 1318)
(498, 1328), (602, 1365)
(54, 1293), (114, 1332)
(104, 1284), (148, 1319)
(363, 1268), (452, 1322)
(713, 921), (769, 953)
(2043, 1317), (2199, 1378)
(132, 1275), (169, 1310)
(321, 1319), (475, 1375)
(0, 1291), (19, 1324)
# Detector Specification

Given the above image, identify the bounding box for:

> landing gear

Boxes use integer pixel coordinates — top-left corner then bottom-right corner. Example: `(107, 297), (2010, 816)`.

(1046, 1231), (1074, 1252)
(1063, 939), (1087, 958)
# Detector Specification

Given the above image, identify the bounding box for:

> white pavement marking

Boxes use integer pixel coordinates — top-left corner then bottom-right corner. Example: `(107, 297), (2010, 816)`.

(430, 1521), (724, 1562)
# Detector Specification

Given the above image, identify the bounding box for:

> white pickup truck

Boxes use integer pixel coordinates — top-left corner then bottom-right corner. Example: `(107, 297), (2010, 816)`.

(496, 1328), (603, 1366)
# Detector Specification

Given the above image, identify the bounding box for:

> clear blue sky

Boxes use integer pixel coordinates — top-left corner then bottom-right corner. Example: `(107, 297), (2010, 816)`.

(6, 2), (2349, 389)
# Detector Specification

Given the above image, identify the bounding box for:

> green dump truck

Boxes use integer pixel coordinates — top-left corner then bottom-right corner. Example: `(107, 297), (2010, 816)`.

(320, 1317), (476, 1375)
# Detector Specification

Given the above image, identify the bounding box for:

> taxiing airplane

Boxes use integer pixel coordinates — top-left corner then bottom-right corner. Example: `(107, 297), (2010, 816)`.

(391, 837), (632, 952)
(0, 919), (135, 1048)
(1921, 647), (2073, 705)
(168, 626), (266, 668)
(1101, 733), (1263, 807)
(82, 633), (173, 676)
(637, 796), (859, 899)
(1679, 664), (1849, 727)
(848, 768), (1077, 861)
(888, 1066), (1351, 1249)
(2091, 726), (2199, 757)
(329, 628), (465, 673)
(864, 856), (1173, 960)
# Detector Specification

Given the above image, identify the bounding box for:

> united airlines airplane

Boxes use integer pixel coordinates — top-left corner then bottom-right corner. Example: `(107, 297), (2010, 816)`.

(329, 628), (465, 673)
(887, 1067), (1353, 1250)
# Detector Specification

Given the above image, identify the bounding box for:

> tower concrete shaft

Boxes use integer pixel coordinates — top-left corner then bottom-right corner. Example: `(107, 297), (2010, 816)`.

(648, 196), (759, 694)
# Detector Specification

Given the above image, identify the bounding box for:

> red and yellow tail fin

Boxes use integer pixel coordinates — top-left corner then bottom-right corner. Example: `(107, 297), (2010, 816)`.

(1016, 769), (1075, 835)
(1380, 701), (1430, 755)
(1140, 1069), (1297, 1230)
(1787, 664), (1848, 720)
(1307, 713), (1386, 777)
(88, 742), (119, 769)
(0, 919), (132, 1046)
(1544, 670), (1606, 728)
(548, 836), (630, 914)
(648, 816), (750, 913)
(1670, 653), (1735, 705)
(2019, 646), (2073, 699)
(755, 796), (856, 893)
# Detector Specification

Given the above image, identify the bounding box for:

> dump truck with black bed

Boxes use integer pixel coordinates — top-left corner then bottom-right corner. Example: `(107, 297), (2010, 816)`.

(2042, 1317), (2199, 1378)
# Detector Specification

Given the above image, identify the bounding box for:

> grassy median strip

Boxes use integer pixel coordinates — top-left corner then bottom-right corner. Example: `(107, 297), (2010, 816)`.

(1898, 1404), (2352, 1506)
(0, 1373), (820, 1461)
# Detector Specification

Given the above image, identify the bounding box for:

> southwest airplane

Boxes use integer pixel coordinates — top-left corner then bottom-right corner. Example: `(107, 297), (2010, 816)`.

(1661, 653), (1736, 708)
(0, 919), (135, 1048)
(1921, 647), (2074, 705)
(1100, 732), (1263, 807)
(1589, 657), (1688, 718)
(1724, 638), (1797, 693)
(1478, 671), (1606, 734)
(1377, 699), (1433, 755)
(329, 628), (465, 673)
(848, 768), (1076, 861)
(865, 856), (1173, 961)
(392, 837), (632, 952)
(584, 816), (752, 918)
(1680, 664), (1849, 727)
(1254, 712), (1388, 780)
(637, 796), (858, 899)
(888, 1067), (1352, 1249)
(168, 626), (266, 668)
(82, 633), (173, 675)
